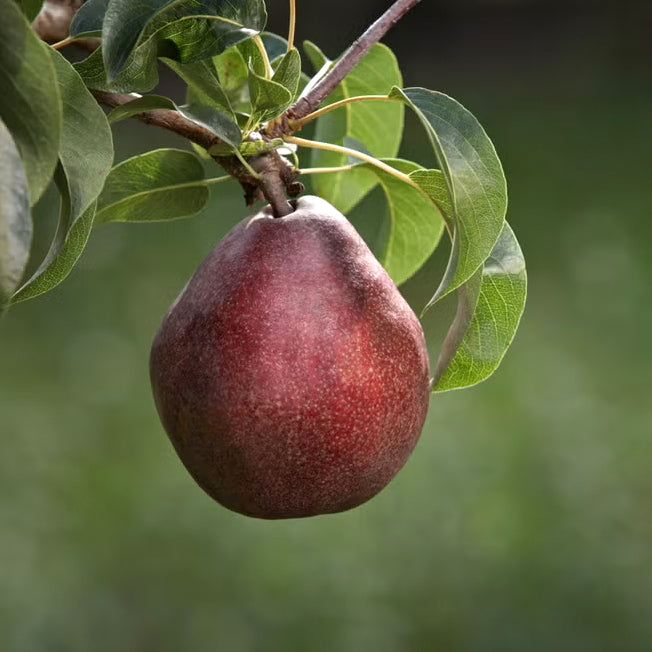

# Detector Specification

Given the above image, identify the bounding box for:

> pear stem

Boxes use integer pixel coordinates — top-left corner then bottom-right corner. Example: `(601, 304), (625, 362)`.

(250, 154), (296, 217)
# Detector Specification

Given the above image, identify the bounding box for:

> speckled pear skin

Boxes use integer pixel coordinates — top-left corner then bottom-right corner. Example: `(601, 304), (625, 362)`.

(150, 195), (430, 519)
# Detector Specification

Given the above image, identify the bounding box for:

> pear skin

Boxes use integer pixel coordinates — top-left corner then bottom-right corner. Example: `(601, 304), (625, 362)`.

(150, 196), (430, 518)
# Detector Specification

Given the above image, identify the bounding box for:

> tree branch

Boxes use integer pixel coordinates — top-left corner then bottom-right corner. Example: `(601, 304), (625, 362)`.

(285, 0), (422, 121)
(32, 0), (83, 42)
(32, 4), (224, 154)
(91, 91), (301, 212)
(30, 0), (418, 213)
(92, 91), (221, 151)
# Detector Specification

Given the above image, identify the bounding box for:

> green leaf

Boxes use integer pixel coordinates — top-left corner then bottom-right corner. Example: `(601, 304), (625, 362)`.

(107, 95), (176, 123)
(432, 222), (527, 392)
(0, 117), (31, 308)
(106, 93), (240, 153)
(50, 51), (114, 221)
(390, 87), (508, 305)
(13, 177), (97, 304)
(70, 0), (108, 37)
(248, 66), (292, 124)
(302, 41), (332, 97)
(16, 0), (43, 21)
(14, 51), (114, 303)
(272, 48), (301, 99)
(102, 0), (267, 81)
(349, 160), (444, 285)
(178, 103), (241, 148)
(238, 38), (267, 78)
(260, 32), (287, 62)
(74, 43), (159, 93)
(213, 46), (250, 113)
(305, 42), (403, 214)
(164, 58), (233, 115)
(96, 149), (209, 223)
(214, 47), (248, 92)
(0, 2), (61, 204)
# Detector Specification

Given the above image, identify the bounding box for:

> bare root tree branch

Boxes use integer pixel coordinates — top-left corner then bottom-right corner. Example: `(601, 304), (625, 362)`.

(285, 0), (422, 121)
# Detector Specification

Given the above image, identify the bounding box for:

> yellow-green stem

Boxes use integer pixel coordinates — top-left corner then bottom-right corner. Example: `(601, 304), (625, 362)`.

(252, 35), (274, 79)
(234, 150), (261, 179)
(205, 175), (232, 186)
(285, 136), (418, 189)
(51, 36), (75, 50)
(299, 165), (356, 175)
(287, 0), (296, 52)
(291, 95), (394, 128)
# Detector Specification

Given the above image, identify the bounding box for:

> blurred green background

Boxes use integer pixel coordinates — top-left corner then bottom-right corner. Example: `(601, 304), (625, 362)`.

(2, 1), (652, 650)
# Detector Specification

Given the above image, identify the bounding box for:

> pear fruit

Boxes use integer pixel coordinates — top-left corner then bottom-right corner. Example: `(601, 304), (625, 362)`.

(150, 195), (430, 519)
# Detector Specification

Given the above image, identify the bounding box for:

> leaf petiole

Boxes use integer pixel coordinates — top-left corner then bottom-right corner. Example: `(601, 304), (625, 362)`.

(234, 149), (261, 179)
(299, 165), (356, 175)
(285, 135), (419, 189)
(252, 35), (274, 79)
(204, 175), (233, 186)
(290, 95), (396, 128)
(50, 36), (76, 51)
(288, 0), (297, 52)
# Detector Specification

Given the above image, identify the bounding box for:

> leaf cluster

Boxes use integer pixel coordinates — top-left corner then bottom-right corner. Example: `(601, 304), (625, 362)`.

(0, 0), (526, 391)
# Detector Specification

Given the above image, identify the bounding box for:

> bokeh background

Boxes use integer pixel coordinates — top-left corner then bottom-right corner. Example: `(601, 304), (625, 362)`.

(2, 0), (652, 649)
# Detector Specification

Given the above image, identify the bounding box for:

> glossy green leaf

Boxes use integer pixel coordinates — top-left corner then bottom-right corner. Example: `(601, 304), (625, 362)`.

(70, 0), (108, 37)
(106, 93), (240, 152)
(178, 103), (241, 148)
(408, 168), (453, 224)
(102, 0), (267, 81)
(260, 32), (288, 62)
(96, 149), (209, 223)
(248, 66), (292, 124)
(16, 0), (43, 21)
(164, 58), (233, 115)
(432, 222), (527, 392)
(13, 176), (97, 304)
(301, 41), (332, 98)
(74, 44), (159, 93)
(0, 117), (30, 308)
(348, 160), (445, 285)
(213, 46), (251, 113)
(214, 47), (249, 93)
(0, 2), (61, 205)
(15, 51), (114, 302)
(305, 42), (403, 214)
(272, 48), (301, 99)
(50, 51), (114, 221)
(238, 38), (267, 78)
(107, 95), (176, 123)
(390, 87), (508, 305)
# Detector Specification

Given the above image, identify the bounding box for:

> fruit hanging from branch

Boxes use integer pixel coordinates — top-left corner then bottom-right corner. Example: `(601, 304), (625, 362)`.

(0, 0), (527, 518)
(150, 196), (431, 518)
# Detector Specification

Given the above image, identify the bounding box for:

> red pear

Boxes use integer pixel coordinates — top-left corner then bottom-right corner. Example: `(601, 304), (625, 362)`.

(150, 195), (430, 518)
